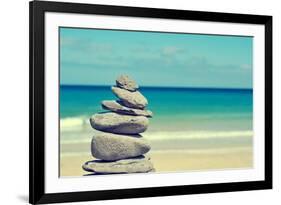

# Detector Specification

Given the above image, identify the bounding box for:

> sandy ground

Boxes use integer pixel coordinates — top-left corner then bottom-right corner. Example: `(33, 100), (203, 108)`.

(60, 147), (253, 177)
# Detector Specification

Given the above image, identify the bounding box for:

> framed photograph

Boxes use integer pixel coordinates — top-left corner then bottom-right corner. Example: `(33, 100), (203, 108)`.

(29, 0), (272, 204)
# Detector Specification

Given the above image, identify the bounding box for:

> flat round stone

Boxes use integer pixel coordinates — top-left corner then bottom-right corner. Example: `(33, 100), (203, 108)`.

(90, 112), (149, 134)
(102, 100), (153, 117)
(111, 86), (148, 109)
(90, 132), (151, 161)
(116, 75), (139, 91)
(83, 156), (154, 174)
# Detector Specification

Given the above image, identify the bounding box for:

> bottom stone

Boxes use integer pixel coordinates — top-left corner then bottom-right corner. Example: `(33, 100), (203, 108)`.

(82, 156), (154, 174)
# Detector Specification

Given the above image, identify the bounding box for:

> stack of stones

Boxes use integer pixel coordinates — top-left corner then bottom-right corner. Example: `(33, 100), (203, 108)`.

(83, 75), (154, 174)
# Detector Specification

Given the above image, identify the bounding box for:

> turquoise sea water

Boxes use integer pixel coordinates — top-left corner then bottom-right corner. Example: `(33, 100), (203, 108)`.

(60, 85), (253, 152)
(60, 85), (252, 141)
(60, 86), (253, 154)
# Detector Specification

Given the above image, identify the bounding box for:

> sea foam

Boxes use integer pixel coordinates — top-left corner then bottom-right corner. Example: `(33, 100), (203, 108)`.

(60, 116), (89, 130)
(60, 129), (253, 145)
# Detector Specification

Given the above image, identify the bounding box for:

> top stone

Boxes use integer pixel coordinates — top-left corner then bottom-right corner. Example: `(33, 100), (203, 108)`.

(116, 75), (139, 91)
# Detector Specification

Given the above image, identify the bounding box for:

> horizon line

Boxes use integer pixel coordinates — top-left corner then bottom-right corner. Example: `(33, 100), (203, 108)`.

(60, 84), (253, 90)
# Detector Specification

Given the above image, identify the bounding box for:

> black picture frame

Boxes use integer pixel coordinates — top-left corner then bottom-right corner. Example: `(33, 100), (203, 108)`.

(29, 0), (272, 204)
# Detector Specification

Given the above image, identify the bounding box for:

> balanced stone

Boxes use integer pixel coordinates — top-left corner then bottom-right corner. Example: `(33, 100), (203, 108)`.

(116, 75), (139, 91)
(111, 86), (148, 109)
(83, 156), (154, 174)
(82, 74), (155, 174)
(102, 100), (153, 117)
(90, 112), (148, 134)
(91, 132), (150, 161)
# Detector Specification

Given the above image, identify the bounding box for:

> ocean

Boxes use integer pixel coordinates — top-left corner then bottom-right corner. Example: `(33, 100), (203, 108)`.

(59, 85), (253, 175)
(60, 85), (253, 152)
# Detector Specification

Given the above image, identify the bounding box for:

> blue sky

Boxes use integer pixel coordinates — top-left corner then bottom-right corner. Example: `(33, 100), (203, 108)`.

(60, 27), (253, 88)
